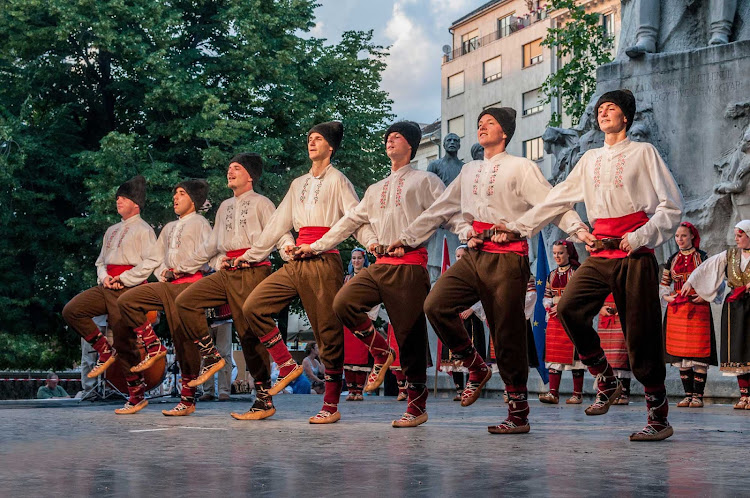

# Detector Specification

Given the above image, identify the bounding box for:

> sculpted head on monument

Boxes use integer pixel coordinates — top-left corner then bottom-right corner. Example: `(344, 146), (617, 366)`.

(470, 143), (484, 161)
(443, 133), (460, 155)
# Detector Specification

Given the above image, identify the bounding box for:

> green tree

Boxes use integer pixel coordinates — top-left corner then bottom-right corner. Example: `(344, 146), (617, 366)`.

(540, 0), (614, 127)
(0, 0), (393, 369)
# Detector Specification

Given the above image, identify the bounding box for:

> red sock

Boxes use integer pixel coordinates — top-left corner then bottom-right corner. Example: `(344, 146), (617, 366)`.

(135, 321), (162, 353)
(352, 322), (391, 363)
(125, 373), (145, 405)
(738, 373), (750, 396)
(581, 350), (616, 391)
(505, 385), (529, 424)
(572, 369), (584, 394)
(260, 328), (296, 376)
(406, 383), (428, 416)
(322, 369), (343, 413)
(548, 369), (562, 396)
(85, 330), (113, 359)
(180, 375), (197, 406)
(453, 346), (488, 382)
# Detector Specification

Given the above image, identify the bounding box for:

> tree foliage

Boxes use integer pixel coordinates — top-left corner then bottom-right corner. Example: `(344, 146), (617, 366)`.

(540, 0), (613, 127)
(0, 0), (393, 369)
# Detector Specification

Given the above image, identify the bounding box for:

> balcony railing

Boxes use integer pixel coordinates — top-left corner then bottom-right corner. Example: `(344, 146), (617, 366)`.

(444, 9), (548, 62)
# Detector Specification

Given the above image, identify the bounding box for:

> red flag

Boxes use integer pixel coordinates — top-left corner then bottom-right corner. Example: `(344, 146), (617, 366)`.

(441, 236), (450, 274)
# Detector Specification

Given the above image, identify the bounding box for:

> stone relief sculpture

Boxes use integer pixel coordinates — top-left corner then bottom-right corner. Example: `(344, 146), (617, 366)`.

(713, 122), (750, 239)
(619, 0), (747, 59)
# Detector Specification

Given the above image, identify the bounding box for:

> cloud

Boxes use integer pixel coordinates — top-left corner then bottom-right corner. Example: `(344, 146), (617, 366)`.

(381, 1), (441, 122)
(426, 0), (476, 30)
(310, 20), (325, 38)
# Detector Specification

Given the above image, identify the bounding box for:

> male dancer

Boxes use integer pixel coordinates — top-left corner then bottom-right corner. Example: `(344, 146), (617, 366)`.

(297, 121), (448, 427)
(117, 179), (212, 415)
(236, 121), (375, 424)
(389, 108), (584, 434)
(62, 176), (157, 407)
(504, 89), (683, 441)
(175, 153), (294, 420)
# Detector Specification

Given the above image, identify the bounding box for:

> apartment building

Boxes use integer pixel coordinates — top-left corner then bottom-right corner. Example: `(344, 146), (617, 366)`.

(440, 0), (619, 177)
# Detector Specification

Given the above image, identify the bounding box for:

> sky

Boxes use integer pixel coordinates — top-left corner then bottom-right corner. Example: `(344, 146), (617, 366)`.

(312, 0), (486, 124)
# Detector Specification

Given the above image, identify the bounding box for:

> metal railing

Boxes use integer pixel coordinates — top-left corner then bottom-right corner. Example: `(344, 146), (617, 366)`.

(444, 9), (549, 62)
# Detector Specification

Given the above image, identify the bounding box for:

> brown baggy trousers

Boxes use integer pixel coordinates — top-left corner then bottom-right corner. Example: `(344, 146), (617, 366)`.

(332, 263), (431, 384)
(424, 250), (530, 387)
(556, 253), (666, 387)
(118, 282), (201, 377)
(175, 266), (273, 383)
(243, 254), (345, 371)
(62, 285), (139, 372)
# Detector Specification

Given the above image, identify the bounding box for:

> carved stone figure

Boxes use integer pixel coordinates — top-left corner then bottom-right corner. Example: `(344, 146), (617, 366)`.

(470, 143), (484, 161)
(427, 133), (464, 185)
(542, 127), (579, 184)
(714, 123), (750, 230)
(625, 0), (739, 58)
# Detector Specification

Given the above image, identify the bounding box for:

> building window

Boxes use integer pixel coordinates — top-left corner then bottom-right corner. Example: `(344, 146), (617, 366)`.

(602, 12), (614, 39)
(484, 101), (502, 110)
(522, 39), (543, 67)
(461, 29), (479, 54)
(483, 56), (502, 83)
(522, 88), (543, 116)
(523, 137), (544, 161)
(447, 72), (464, 98)
(498, 14), (515, 38)
(448, 115), (465, 138)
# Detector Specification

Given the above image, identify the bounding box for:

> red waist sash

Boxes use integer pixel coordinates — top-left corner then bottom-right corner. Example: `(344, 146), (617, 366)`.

(226, 248), (272, 268)
(727, 286), (747, 303)
(170, 271), (203, 285)
(296, 226), (339, 254)
(591, 211), (654, 259)
(472, 221), (528, 256)
(107, 264), (134, 277)
(375, 247), (428, 268)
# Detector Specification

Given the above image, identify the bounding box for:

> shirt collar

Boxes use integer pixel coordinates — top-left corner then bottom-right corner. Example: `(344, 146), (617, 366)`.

(389, 165), (413, 178)
(486, 151), (509, 164)
(603, 138), (631, 152)
(310, 164), (332, 179)
(122, 214), (141, 225)
(235, 189), (255, 202)
(178, 211), (197, 223)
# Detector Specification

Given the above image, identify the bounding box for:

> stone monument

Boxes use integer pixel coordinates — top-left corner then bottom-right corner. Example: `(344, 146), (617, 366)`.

(543, 0), (750, 260)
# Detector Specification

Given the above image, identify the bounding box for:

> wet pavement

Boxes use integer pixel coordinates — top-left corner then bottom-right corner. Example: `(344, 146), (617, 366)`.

(1, 394), (748, 497)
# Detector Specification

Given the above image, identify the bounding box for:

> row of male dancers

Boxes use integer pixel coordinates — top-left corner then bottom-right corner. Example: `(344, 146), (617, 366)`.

(63, 88), (684, 440)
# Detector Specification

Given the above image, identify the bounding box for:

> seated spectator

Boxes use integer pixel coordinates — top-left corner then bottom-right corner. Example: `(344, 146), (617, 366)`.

(302, 342), (325, 394)
(37, 373), (70, 399)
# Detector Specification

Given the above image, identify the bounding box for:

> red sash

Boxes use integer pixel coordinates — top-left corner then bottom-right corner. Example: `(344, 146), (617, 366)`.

(472, 221), (528, 256)
(226, 248), (272, 268)
(375, 247), (428, 268)
(591, 211), (654, 259)
(296, 226), (339, 254)
(106, 264), (134, 277)
(727, 286), (748, 303)
(170, 271), (203, 285)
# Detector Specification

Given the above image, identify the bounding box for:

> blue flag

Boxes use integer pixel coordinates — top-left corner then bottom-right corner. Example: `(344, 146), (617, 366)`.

(531, 233), (549, 384)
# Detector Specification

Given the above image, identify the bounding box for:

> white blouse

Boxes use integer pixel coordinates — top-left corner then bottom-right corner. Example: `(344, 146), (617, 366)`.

(95, 214), (157, 287)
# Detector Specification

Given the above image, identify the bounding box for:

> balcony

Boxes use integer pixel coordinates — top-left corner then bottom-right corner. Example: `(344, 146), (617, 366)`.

(443, 9), (549, 63)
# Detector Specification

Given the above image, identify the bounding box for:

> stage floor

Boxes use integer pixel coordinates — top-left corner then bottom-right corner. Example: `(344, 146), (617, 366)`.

(1, 394), (747, 496)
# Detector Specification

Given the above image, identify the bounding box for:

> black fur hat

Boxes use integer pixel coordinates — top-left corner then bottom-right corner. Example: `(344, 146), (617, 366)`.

(595, 89), (636, 131)
(477, 107), (517, 145)
(175, 179), (209, 211)
(228, 153), (263, 183)
(115, 175), (146, 211)
(384, 121), (422, 160)
(308, 121), (344, 158)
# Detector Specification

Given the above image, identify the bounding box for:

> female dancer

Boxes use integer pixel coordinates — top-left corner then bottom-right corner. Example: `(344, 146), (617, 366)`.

(684, 220), (750, 410)
(660, 222), (716, 408)
(539, 240), (585, 404)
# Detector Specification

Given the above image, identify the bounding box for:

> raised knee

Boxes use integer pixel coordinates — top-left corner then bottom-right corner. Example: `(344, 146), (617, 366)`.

(423, 292), (439, 319)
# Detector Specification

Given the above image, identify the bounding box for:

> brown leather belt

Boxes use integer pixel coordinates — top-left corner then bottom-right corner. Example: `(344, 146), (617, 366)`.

(590, 238), (623, 251)
(474, 228), (524, 243)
